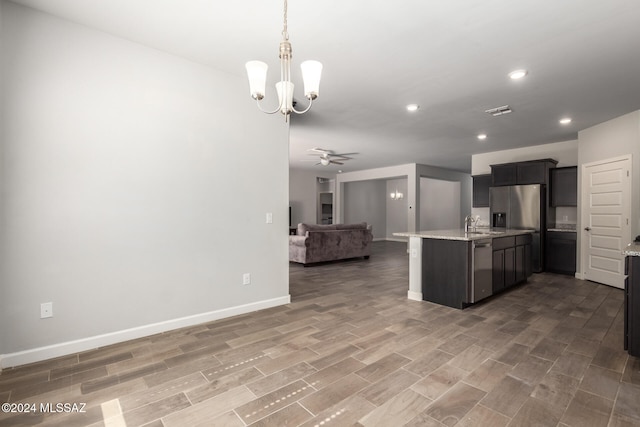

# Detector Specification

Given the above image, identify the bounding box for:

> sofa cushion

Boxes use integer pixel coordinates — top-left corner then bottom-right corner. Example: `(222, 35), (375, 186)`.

(297, 223), (337, 235)
(297, 222), (368, 235)
(335, 222), (368, 230)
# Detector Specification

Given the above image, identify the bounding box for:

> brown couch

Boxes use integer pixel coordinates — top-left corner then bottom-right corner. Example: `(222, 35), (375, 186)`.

(289, 222), (373, 265)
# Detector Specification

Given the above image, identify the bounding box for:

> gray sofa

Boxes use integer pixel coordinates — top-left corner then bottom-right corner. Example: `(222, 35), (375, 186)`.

(289, 222), (373, 265)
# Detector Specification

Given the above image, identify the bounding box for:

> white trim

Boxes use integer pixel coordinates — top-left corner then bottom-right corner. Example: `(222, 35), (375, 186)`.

(408, 290), (423, 301)
(385, 237), (408, 243)
(0, 295), (290, 369)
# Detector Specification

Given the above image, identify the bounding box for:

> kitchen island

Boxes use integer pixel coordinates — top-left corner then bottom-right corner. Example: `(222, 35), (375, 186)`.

(623, 242), (640, 357)
(393, 228), (534, 309)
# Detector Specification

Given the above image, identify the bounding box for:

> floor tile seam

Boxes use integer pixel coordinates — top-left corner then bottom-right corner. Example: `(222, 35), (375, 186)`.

(352, 362), (411, 385)
(586, 360), (627, 377)
(570, 387), (616, 410)
(49, 355), (133, 381)
(607, 380), (626, 423)
(230, 408), (249, 426)
(235, 380), (319, 423)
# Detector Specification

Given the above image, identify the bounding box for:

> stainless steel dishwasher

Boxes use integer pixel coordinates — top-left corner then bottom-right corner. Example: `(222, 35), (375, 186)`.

(470, 238), (493, 303)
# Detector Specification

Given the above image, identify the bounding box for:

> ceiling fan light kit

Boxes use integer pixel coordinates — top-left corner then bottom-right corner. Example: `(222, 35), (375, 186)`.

(245, 0), (322, 120)
(306, 148), (356, 166)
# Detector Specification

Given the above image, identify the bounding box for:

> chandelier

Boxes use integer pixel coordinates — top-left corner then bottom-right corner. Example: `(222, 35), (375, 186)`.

(245, 0), (322, 120)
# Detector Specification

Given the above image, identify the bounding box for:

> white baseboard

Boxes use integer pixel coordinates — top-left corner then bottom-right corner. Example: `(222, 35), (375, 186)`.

(385, 238), (408, 243)
(0, 295), (291, 370)
(408, 290), (423, 301)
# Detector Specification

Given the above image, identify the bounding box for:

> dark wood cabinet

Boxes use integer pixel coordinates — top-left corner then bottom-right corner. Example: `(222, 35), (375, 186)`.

(515, 245), (525, 283)
(493, 234), (531, 293)
(550, 166), (577, 207)
(472, 174), (492, 207)
(546, 231), (576, 275)
(422, 239), (471, 309)
(517, 161), (547, 184)
(491, 164), (517, 186)
(505, 247), (516, 287)
(625, 255), (640, 357)
(491, 159), (558, 187)
(492, 250), (505, 293)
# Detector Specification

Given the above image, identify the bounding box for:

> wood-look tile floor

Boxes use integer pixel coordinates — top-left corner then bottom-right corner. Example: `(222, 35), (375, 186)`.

(2, 241), (639, 426)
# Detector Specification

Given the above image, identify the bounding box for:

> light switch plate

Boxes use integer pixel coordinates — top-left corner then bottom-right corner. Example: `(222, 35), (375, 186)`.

(266, 212), (273, 224)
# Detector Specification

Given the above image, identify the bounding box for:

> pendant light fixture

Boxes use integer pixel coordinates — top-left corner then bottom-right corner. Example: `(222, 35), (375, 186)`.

(245, 0), (322, 121)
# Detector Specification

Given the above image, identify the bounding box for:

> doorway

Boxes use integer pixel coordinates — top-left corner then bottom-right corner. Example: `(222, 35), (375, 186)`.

(318, 192), (333, 224)
(581, 155), (631, 288)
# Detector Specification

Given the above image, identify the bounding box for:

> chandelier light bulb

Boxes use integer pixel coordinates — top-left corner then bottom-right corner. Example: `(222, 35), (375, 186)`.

(245, 0), (322, 120)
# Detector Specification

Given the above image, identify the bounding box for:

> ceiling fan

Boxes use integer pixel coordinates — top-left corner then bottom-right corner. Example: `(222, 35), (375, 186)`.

(306, 148), (357, 166)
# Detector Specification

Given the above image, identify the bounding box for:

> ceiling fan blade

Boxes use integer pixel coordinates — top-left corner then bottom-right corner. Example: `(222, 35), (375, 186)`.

(330, 160), (344, 165)
(333, 152), (358, 157)
(307, 147), (330, 154)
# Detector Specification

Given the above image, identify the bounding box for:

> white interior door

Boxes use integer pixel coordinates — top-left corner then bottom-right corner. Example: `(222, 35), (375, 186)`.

(581, 156), (631, 288)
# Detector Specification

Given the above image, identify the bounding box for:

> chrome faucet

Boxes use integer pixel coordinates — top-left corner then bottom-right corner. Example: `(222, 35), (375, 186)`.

(464, 215), (476, 233)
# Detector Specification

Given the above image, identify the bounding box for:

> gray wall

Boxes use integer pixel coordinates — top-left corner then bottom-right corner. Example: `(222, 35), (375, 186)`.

(336, 164), (471, 237)
(416, 164), (472, 231)
(420, 177), (461, 230)
(289, 168), (320, 225)
(288, 168), (335, 226)
(0, 2), (289, 366)
(577, 110), (640, 275)
(344, 180), (387, 239)
(386, 179), (408, 240)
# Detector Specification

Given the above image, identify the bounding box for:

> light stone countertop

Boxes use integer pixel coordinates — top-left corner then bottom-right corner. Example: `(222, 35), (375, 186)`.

(392, 228), (534, 242)
(624, 241), (640, 257)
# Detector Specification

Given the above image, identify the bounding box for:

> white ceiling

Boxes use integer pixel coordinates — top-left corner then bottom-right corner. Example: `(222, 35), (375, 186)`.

(12, 0), (640, 173)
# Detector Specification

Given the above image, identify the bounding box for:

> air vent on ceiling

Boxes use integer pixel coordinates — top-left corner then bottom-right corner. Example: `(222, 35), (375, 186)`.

(485, 105), (512, 116)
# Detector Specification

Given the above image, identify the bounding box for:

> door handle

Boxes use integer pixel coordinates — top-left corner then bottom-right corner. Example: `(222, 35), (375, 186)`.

(584, 227), (591, 231)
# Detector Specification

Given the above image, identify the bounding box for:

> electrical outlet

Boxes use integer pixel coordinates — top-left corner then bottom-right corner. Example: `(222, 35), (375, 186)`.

(41, 302), (53, 319)
(266, 212), (273, 224)
(243, 273), (251, 285)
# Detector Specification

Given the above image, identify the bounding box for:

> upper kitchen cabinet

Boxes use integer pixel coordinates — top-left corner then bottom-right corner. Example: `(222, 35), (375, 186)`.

(472, 174), (492, 207)
(491, 164), (517, 186)
(491, 159), (558, 186)
(550, 166), (577, 207)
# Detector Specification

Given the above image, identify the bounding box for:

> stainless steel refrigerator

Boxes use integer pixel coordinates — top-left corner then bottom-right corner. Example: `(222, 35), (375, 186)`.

(489, 184), (545, 272)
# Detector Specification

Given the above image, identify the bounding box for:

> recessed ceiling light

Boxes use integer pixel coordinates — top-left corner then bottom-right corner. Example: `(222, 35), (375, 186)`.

(559, 117), (572, 125)
(406, 104), (419, 112)
(477, 134), (487, 140)
(509, 69), (528, 80)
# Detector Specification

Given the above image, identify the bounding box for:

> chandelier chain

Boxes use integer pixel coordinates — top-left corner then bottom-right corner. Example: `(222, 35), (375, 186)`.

(282, 0), (289, 40)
